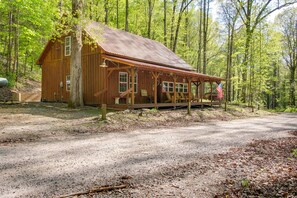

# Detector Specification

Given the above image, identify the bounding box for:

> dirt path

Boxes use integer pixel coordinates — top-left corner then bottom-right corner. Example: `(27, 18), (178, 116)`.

(0, 113), (296, 197)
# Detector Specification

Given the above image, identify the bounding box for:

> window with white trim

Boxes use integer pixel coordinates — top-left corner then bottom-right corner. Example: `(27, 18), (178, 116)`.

(175, 83), (179, 92)
(65, 36), (71, 56)
(162, 81), (169, 92)
(66, 75), (71, 91)
(168, 82), (174, 92)
(119, 72), (128, 93)
(179, 83), (184, 92)
(183, 84), (188, 93)
(129, 72), (138, 93)
(162, 81), (174, 93)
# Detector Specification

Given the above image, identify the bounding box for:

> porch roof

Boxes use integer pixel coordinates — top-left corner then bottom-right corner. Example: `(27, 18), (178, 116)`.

(102, 54), (224, 82)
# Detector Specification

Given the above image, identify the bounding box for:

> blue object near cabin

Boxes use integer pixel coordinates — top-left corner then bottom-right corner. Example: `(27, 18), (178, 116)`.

(0, 78), (8, 87)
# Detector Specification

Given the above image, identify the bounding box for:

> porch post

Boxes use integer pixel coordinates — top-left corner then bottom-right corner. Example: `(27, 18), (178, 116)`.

(210, 81), (213, 107)
(152, 72), (159, 108)
(187, 79), (191, 115)
(200, 80), (204, 103)
(173, 76), (177, 105)
(131, 68), (135, 108)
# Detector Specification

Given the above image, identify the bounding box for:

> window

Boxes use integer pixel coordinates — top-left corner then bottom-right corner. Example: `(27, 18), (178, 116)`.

(183, 84), (188, 93)
(129, 72), (138, 93)
(65, 36), (71, 56)
(66, 75), (70, 91)
(162, 81), (174, 93)
(168, 82), (174, 92)
(162, 82), (169, 92)
(175, 83), (178, 92)
(119, 72), (128, 93)
(179, 83), (184, 92)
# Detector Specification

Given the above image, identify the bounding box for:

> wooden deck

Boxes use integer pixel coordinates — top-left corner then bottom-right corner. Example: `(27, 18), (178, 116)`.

(108, 101), (221, 110)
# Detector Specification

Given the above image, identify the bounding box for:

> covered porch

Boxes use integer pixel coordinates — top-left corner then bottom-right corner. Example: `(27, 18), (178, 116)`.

(99, 54), (224, 111)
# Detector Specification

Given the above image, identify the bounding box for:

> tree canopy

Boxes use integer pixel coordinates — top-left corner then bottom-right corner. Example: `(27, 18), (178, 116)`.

(0, 0), (296, 109)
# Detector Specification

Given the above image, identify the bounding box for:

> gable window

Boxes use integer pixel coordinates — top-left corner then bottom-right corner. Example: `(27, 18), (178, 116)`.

(129, 72), (138, 93)
(65, 36), (71, 56)
(119, 72), (128, 93)
(66, 75), (71, 91)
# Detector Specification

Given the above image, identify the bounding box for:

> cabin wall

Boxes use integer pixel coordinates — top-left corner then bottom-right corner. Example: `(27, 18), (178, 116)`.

(106, 69), (189, 105)
(106, 69), (154, 105)
(41, 36), (105, 105)
(41, 36), (192, 106)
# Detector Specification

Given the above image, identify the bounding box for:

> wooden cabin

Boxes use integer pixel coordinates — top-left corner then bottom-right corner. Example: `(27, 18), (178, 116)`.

(37, 21), (224, 109)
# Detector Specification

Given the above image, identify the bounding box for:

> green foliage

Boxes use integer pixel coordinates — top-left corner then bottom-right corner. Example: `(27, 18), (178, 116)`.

(0, 72), (16, 88)
(284, 107), (297, 113)
(292, 149), (297, 158)
(0, 0), (58, 87)
(150, 108), (159, 113)
(0, 0), (295, 110)
(240, 178), (250, 188)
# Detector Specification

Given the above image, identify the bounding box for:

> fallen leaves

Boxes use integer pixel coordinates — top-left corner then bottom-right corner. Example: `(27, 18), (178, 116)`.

(215, 133), (297, 197)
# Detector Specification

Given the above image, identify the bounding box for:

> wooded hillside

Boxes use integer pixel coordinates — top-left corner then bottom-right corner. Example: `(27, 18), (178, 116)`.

(0, 0), (296, 109)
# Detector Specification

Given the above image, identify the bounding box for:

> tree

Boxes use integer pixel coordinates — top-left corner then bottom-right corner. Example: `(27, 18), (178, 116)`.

(231, 0), (297, 103)
(278, 8), (297, 106)
(104, 0), (109, 25)
(125, 0), (129, 31)
(221, 1), (239, 102)
(163, 0), (167, 45)
(147, 0), (155, 38)
(69, 0), (84, 107)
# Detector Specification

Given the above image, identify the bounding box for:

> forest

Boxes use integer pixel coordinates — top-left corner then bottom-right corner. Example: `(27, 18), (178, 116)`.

(0, 0), (296, 110)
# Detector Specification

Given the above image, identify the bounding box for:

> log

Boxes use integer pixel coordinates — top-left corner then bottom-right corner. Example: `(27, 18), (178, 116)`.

(57, 184), (127, 198)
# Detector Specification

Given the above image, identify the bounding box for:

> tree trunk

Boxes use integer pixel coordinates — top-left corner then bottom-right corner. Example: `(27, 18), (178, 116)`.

(196, 0), (203, 97)
(226, 25), (231, 103)
(163, 0), (167, 46)
(290, 67), (296, 106)
(227, 23), (235, 102)
(69, 0), (84, 108)
(172, 0), (185, 53)
(169, 0), (177, 50)
(104, 0), (108, 25)
(23, 50), (28, 77)
(125, 0), (129, 32)
(197, 0), (202, 73)
(116, 0), (119, 28)
(241, 30), (252, 103)
(7, 11), (12, 74)
(14, 9), (19, 83)
(202, 0), (209, 74)
(184, 0), (189, 48)
(147, 0), (153, 38)
(201, 0), (209, 97)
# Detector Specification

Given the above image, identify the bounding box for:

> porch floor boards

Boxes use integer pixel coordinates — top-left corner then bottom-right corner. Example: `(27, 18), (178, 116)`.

(108, 101), (220, 110)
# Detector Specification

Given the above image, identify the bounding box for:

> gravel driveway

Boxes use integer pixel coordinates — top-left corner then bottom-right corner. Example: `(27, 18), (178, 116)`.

(0, 113), (297, 197)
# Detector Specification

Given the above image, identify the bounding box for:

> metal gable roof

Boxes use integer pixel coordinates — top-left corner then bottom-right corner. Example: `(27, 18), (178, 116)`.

(84, 21), (194, 71)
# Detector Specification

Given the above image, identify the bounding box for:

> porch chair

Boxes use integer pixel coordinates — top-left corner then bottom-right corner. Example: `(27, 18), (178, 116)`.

(191, 92), (200, 102)
(177, 93), (186, 103)
(165, 92), (173, 103)
(179, 93), (188, 102)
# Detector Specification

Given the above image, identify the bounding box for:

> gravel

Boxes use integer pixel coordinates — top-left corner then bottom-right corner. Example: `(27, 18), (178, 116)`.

(0, 113), (297, 197)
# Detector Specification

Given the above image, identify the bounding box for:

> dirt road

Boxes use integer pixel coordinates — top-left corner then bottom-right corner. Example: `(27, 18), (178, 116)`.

(0, 113), (296, 197)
